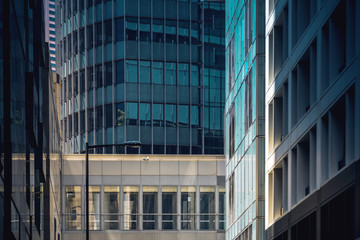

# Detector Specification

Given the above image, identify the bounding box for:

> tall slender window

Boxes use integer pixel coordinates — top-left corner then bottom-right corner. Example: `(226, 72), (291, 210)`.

(123, 186), (139, 230)
(152, 61), (164, 84)
(140, 103), (151, 126)
(219, 187), (225, 230)
(162, 186), (177, 230)
(166, 104), (176, 127)
(200, 187), (215, 230)
(89, 186), (101, 230)
(153, 104), (164, 127)
(143, 186), (158, 230)
(181, 186), (196, 230)
(104, 186), (120, 230)
(65, 186), (81, 230)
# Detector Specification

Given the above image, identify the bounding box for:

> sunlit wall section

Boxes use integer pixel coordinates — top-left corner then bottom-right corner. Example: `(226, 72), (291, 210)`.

(224, 0), (265, 239)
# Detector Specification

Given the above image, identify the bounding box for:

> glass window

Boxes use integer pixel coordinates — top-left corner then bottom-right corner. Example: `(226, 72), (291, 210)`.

(178, 63), (189, 85)
(153, 104), (164, 127)
(73, 31), (78, 54)
(162, 186), (177, 230)
(89, 186), (101, 230)
(140, 61), (150, 83)
(87, 25), (93, 49)
(95, 22), (102, 46)
(80, 70), (85, 93)
(191, 105), (200, 128)
(115, 17), (124, 42)
(80, 110), (85, 133)
(181, 186), (196, 230)
(143, 186), (158, 230)
(96, 106), (103, 130)
(80, 28), (85, 52)
(87, 108), (94, 131)
(179, 105), (189, 127)
(152, 61), (163, 84)
(178, 20), (189, 44)
(104, 186), (120, 230)
(166, 62), (176, 85)
(87, 67), (93, 89)
(126, 60), (137, 83)
(140, 18), (151, 42)
(105, 104), (113, 128)
(165, 20), (177, 43)
(140, 103), (151, 126)
(105, 62), (112, 86)
(116, 103), (125, 126)
(200, 187), (215, 230)
(191, 64), (199, 86)
(126, 102), (138, 125)
(166, 104), (176, 127)
(219, 187), (225, 230)
(65, 186), (81, 230)
(126, 17), (137, 41)
(153, 19), (164, 42)
(105, 19), (112, 44)
(123, 186), (139, 230)
(116, 60), (124, 84)
(95, 64), (102, 88)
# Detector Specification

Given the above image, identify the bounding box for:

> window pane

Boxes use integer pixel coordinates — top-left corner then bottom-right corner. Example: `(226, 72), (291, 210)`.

(95, 64), (102, 88)
(153, 61), (163, 84)
(179, 105), (189, 127)
(116, 60), (124, 84)
(200, 187), (215, 230)
(143, 186), (158, 230)
(105, 104), (113, 128)
(178, 63), (189, 85)
(140, 61), (150, 83)
(123, 186), (139, 230)
(153, 104), (164, 127)
(104, 186), (120, 230)
(96, 22), (102, 46)
(126, 60), (137, 82)
(219, 187), (225, 230)
(126, 102), (138, 125)
(115, 17), (124, 42)
(140, 18), (151, 42)
(65, 186), (81, 230)
(105, 19), (112, 44)
(166, 62), (176, 85)
(126, 17), (138, 40)
(153, 19), (164, 42)
(162, 187), (177, 230)
(140, 103), (151, 126)
(105, 62), (112, 86)
(89, 186), (101, 230)
(166, 104), (176, 127)
(181, 186), (196, 230)
(116, 103), (125, 126)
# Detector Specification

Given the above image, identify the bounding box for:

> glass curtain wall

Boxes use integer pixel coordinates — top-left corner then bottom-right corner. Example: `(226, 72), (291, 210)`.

(89, 186), (101, 230)
(181, 186), (196, 230)
(123, 186), (139, 230)
(162, 186), (177, 230)
(143, 186), (158, 230)
(200, 187), (215, 230)
(104, 186), (120, 230)
(65, 186), (82, 230)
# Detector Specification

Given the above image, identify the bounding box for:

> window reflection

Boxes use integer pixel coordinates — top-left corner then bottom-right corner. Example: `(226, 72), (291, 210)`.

(143, 186), (158, 230)
(123, 186), (139, 230)
(104, 186), (120, 230)
(166, 62), (176, 85)
(126, 60), (137, 83)
(181, 186), (196, 230)
(153, 104), (164, 127)
(140, 103), (151, 126)
(153, 19), (164, 42)
(179, 105), (189, 127)
(140, 61), (150, 83)
(152, 61), (163, 84)
(65, 186), (81, 230)
(89, 186), (101, 230)
(116, 102), (125, 126)
(162, 186), (177, 230)
(140, 18), (151, 42)
(178, 63), (189, 85)
(166, 104), (176, 127)
(200, 187), (215, 230)
(126, 102), (138, 125)
(126, 17), (138, 41)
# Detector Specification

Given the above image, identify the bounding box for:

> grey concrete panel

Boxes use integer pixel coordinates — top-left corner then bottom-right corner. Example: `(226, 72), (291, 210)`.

(179, 175), (197, 185)
(102, 176), (122, 185)
(159, 176), (179, 185)
(63, 175), (83, 185)
(121, 175), (141, 185)
(198, 176), (216, 185)
(140, 175), (161, 185)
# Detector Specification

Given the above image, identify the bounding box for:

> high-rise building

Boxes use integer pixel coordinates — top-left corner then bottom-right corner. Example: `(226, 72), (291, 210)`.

(56, 0), (225, 155)
(0, 0), (62, 239)
(265, 0), (360, 239)
(224, 0), (265, 239)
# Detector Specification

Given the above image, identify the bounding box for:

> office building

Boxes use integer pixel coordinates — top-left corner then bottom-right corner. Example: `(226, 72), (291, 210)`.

(224, 0), (265, 239)
(62, 154), (225, 240)
(56, 0), (225, 155)
(265, 0), (360, 239)
(0, 0), (62, 239)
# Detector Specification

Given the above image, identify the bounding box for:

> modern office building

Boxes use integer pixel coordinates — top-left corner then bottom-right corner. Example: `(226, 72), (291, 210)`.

(224, 0), (265, 239)
(265, 0), (360, 239)
(62, 154), (225, 240)
(0, 0), (62, 239)
(56, 0), (225, 155)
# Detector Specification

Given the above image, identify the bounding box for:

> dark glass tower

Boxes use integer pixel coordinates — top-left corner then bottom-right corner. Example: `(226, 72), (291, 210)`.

(56, 0), (225, 154)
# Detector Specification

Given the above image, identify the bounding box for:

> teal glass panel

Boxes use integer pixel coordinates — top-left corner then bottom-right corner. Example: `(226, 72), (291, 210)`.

(104, 1), (112, 20)
(115, 0), (124, 17)
(165, 104), (176, 127)
(178, 105), (189, 127)
(126, 60), (137, 82)
(153, 61), (163, 84)
(140, 103), (151, 126)
(140, 61), (150, 83)
(126, 102), (138, 125)
(178, 63), (189, 86)
(166, 62), (176, 85)
(153, 104), (164, 127)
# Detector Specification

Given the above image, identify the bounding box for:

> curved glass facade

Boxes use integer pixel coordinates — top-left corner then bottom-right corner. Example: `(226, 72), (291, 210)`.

(56, 0), (225, 154)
